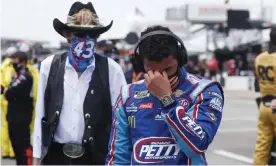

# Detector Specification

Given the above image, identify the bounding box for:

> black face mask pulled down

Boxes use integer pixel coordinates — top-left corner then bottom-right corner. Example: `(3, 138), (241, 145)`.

(12, 63), (23, 74)
(168, 68), (181, 91)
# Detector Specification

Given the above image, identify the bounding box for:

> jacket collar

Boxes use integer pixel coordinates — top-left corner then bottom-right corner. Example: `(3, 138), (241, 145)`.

(179, 67), (187, 83)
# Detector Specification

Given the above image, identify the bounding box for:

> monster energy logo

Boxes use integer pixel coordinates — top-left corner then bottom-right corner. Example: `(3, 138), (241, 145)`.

(128, 116), (136, 128)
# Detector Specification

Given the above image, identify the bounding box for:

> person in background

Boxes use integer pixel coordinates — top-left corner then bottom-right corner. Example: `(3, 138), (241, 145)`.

(1, 54), (7, 62)
(103, 40), (114, 57)
(2, 47), (17, 69)
(206, 57), (219, 81)
(124, 55), (144, 84)
(185, 60), (197, 74)
(254, 27), (276, 165)
(96, 40), (113, 57)
(3, 52), (34, 165)
(32, 58), (39, 70)
(96, 40), (106, 54)
(16, 42), (40, 142)
(33, 2), (126, 165)
(1, 47), (17, 159)
(198, 59), (207, 77)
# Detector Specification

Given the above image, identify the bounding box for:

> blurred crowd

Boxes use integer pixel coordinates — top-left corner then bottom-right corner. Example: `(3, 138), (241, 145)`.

(1, 38), (265, 83)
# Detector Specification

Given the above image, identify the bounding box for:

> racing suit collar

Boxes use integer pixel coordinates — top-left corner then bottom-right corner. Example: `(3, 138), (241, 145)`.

(175, 67), (187, 88)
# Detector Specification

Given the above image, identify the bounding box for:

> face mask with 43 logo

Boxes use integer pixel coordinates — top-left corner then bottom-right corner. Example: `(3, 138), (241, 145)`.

(69, 35), (96, 72)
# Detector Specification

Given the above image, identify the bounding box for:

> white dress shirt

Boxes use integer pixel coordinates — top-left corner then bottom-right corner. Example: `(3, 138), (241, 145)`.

(33, 55), (126, 158)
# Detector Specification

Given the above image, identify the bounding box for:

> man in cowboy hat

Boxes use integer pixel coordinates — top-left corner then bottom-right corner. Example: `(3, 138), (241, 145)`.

(33, 1), (126, 165)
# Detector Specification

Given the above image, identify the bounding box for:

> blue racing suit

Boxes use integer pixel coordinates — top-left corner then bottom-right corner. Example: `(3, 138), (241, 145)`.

(106, 68), (224, 165)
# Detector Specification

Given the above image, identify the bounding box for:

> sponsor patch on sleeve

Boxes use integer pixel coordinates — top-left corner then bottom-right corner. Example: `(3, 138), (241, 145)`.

(209, 97), (223, 112)
(206, 111), (217, 122)
(208, 91), (222, 99)
(182, 116), (205, 140)
(134, 90), (150, 99)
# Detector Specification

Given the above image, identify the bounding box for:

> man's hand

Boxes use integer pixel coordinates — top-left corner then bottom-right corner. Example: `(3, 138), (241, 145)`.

(271, 99), (276, 109)
(144, 70), (172, 99)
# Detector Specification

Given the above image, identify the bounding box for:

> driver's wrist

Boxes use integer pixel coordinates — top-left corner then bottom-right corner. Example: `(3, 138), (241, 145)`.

(158, 93), (172, 100)
(158, 90), (173, 100)
(159, 93), (177, 109)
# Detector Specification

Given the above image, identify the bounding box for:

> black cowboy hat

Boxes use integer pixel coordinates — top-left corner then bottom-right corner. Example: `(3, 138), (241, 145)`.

(53, 1), (113, 38)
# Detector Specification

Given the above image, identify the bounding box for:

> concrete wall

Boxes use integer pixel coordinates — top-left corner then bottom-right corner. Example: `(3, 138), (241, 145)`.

(224, 76), (254, 91)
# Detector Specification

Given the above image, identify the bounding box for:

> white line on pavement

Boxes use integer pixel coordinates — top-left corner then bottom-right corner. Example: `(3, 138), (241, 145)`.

(218, 128), (256, 133)
(213, 149), (253, 164)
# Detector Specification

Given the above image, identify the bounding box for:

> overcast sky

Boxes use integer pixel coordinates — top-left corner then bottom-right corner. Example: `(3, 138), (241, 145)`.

(1, 0), (276, 45)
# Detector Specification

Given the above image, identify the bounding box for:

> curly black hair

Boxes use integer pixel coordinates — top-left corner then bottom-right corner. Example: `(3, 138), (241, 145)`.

(138, 25), (178, 62)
